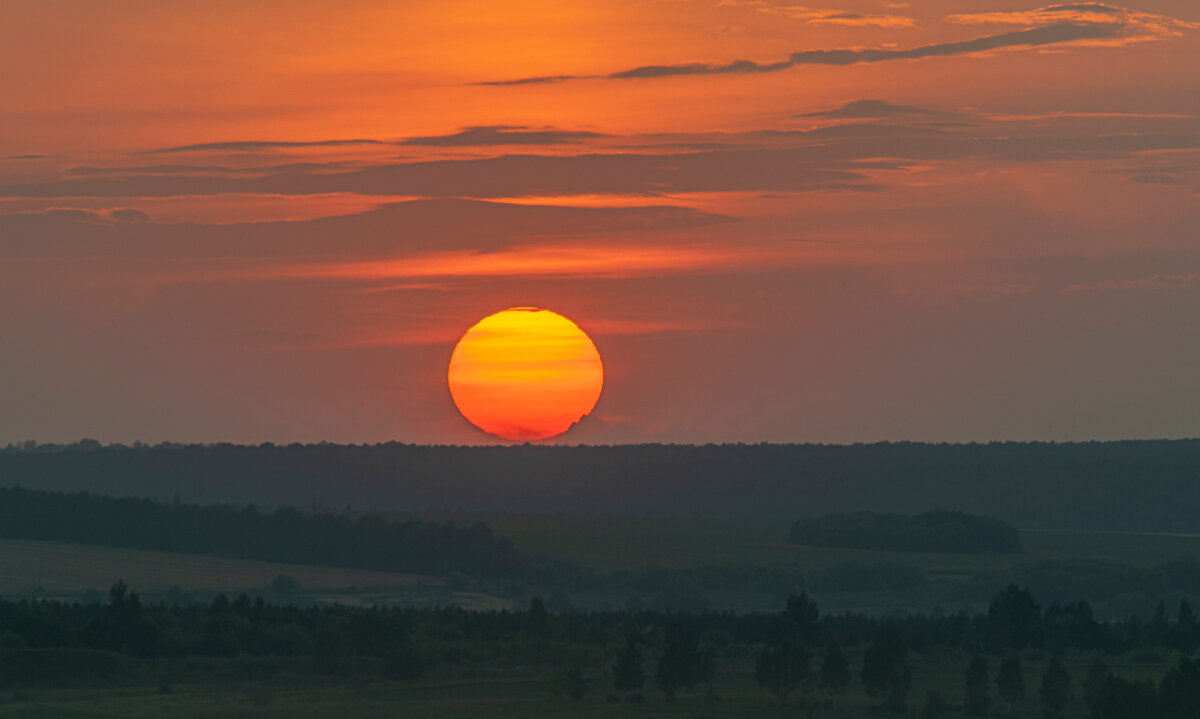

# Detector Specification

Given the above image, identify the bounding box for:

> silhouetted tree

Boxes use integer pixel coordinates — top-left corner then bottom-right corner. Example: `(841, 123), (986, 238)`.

(997, 654), (1025, 710)
(86, 581), (160, 657)
(1042, 600), (1111, 653)
(786, 592), (820, 644)
(964, 655), (991, 716)
(1091, 674), (1156, 719)
(1081, 657), (1108, 717)
(314, 615), (350, 676)
(1038, 657), (1072, 719)
(1149, 599), (1172, 647)
(819, 640), (851, 694)
(862, 626), (910, 712)
(988, 585), (1040, 651)
(611, 637), (645, 694)
(525, 596), (548, 637)
(654, 623), (712, 702)
(1159, 656), (1200, 719)
(554, 664), (591, 701)
(887, 667), (913, 713)
(1174, 598), (1197, 652)
(1178, 597), (1196, 626)
(754, 641), (809, 706)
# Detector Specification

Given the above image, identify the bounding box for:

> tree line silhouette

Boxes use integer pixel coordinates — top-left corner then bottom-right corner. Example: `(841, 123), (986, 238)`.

(7, 486), (1200, 609)
(0, 486), (536, 579)
(4, 439), (1200, 531)
(1, 584), (1200, 716)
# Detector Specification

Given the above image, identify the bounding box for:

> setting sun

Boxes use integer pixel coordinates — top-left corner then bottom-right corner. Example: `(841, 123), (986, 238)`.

(447, 308), (604, 441)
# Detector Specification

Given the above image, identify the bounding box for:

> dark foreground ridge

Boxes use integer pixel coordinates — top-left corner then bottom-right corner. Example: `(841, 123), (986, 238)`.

(2, 439), (1199, 531)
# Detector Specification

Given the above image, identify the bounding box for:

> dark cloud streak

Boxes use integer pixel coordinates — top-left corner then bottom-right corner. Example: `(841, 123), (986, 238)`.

(0, 199), (734, 259)
(142, 139), (386, 155)
(0, 148), (886, 199)
(796, 99), (951, 119)
(479, 22), (1126, 85)
(400, 126), (607, 146)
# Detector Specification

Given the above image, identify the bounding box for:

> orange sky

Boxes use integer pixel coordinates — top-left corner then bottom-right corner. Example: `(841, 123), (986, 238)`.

(1, 1), (1199, 444)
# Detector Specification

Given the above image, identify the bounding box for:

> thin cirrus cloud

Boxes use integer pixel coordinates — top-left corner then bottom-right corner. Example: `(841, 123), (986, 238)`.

(720, 1), (916, 27)
(399, 126), (607, 146)
(946, 3), (1198, 38)
(479, 4), (1193, 86)
(215, 243), (780, 285)
(0, 148), (885, 199)
(135, 126), (607, 158)
(4, 118), (1198, 201)
(1065, 272), (1200, 293)
(141, 140), (386, 155)
(795, 99), (951, 119)
(1130, 173), (1189, 186)
(0, 199), (734, 258)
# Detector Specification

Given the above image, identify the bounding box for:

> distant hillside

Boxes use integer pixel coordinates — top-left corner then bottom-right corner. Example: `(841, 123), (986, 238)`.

(790, 510), (1022, 554)
(2, 440), (1199, 532)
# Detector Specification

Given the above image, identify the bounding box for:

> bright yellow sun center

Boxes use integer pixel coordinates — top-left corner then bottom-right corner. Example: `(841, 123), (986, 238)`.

(447, 307), (604, 441)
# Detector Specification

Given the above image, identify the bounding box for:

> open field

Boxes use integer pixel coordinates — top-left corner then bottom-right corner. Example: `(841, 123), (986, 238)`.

(438, 513), (1200, 574)
(0, 650), (1176, 719)
(7, 514), (1199, 598)
(0, 538), (439, 595)
(5, 514), (1200, 616)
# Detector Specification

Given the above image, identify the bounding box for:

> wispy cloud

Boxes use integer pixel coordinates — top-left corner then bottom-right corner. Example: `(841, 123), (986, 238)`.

(0, 149), (886, 199)
(400, 126), (606, 147)
(480, 4), (1195, 86)
(947, 3), (1198, 42)
(0, 199), (733, 258)
(796, 99), (950, 119)
(722, 1), (915, 27)
(895, 283), (1035, 297)
(212, 243), (784, 284)
(142, 139), (385, 155)
(1065, 271), (1200, 293)
(1130, 174), (1189, 186)
(480, 22), (1129, 85)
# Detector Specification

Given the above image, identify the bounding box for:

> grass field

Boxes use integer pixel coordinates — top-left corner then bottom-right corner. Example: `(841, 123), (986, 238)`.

(5, 514), (1200, 616)
(0, 649), (1174, 719)
(438, 513), (1200, 574)
(0, 538), (439, 597)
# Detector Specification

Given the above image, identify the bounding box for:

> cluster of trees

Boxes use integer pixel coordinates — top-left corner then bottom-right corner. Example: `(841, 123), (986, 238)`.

(5, 582), (1200, 661)
(1009, 557), (1200, 606)
(604, 555), (1200, 614)
(945, 653), (1200, 719)
(4, 440), (1200, 532)
(0, 487), (539, 579)
(5, 581), (1200, 714)
(790, 510), (1022, 554)
(747, 591), (1200, 717)
(606, 561), (927, 609)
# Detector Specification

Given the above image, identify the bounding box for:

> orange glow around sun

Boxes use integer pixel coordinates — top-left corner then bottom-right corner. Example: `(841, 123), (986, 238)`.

(447, 308), (604, 441)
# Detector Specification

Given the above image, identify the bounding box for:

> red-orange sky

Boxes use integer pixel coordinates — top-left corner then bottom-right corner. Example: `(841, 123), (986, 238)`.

(1, 0), (1198, 444)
